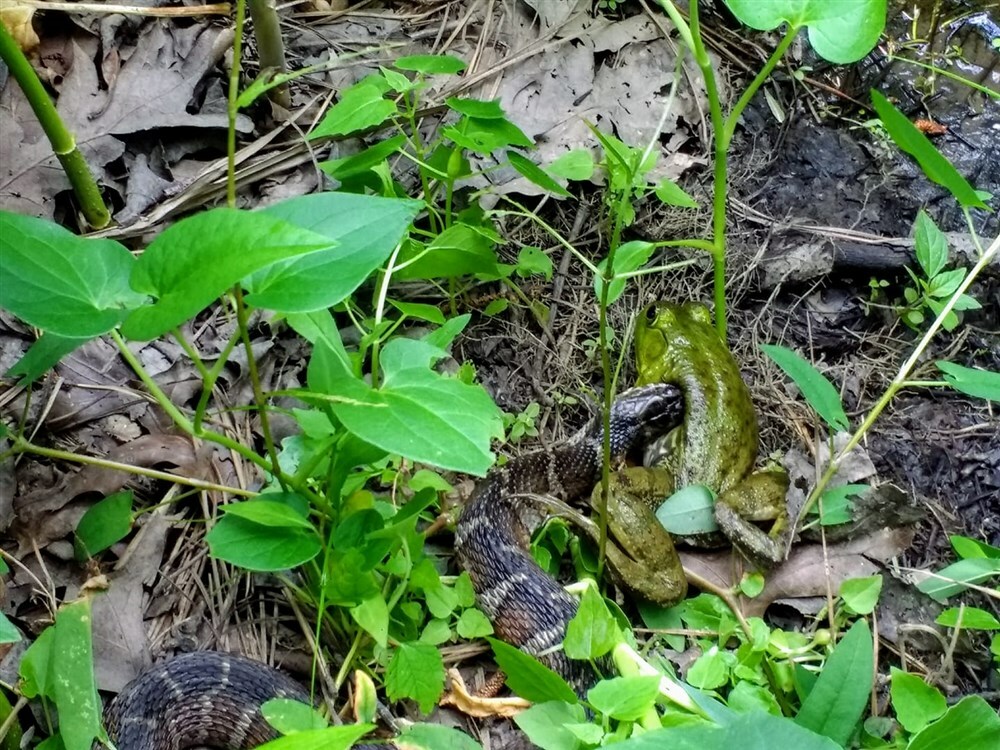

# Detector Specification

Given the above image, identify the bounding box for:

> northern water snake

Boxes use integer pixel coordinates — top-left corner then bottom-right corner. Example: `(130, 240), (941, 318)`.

(102, 383), (684, 748)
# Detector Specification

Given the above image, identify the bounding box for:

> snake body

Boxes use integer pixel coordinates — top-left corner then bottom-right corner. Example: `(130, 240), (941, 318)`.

(102, 384), (683, 748)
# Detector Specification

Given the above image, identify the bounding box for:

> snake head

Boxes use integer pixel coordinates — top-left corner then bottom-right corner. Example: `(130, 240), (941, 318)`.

(606, 383), (684, 456)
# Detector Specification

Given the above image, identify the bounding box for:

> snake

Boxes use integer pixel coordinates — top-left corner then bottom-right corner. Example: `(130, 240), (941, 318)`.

(101, 383), (684, 749)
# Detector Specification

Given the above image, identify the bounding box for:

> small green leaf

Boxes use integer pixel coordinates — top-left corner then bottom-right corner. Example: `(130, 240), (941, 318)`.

(936, 607), (1000, 630)
(839, 575), (882, 615)
(761, 345), (849, 431)
(515, 246), (553, 280)
(594, 241), (655, 304)
(310, 81), (397, 138)
(907, 695), (1000, 750)
(6, 332), (91, 384)
(548, 149), (595, 181)
(317, 135), (407, 180)
(871, 90), (987, 209)
(385, 641), (445, 714)
(925, 268), (966, 298)
(951, 535), (1000, 560)
(394, 55), (467, 75)
(206, 514), (321, 572)
(351, 596), (390, 647)
(52, 598), (102, 750)
(795, 619), (873, 745)
(506, 151), (572, 197)
(219, 497), (313, 529)
(446, 97), (505, 119)
(687, 646), (729, 690)
(653, 178), (698, 208)
(515, 701), (589, 750)
(656, 484), (718, 535)
(564, 586), (621, 660)
(396, 724), (484, 750)
(74, 491), (133, 560)
(393, 224), (500, 280)
(913, 211), (948, 279)
(917, 557), (1000, 601)
(456, 608), (493, 639)
(588, 676), (661, 721)
(936, 361), (1000, 402)
(0, 612), (21, 644)
(260, 698), (329, 732)
(487, 638), (577, 704)
(253, 725), (375, 750)
(889, 667), (946, 734)
(390, 300), (446, 325)
(817, 484), (866, 525)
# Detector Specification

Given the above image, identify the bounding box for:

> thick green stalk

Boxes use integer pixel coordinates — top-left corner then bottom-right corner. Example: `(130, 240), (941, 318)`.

(0, 21), (109, 228)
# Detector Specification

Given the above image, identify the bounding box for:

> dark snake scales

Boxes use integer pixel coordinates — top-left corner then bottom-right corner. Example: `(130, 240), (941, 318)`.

(102, 384), (684, 749)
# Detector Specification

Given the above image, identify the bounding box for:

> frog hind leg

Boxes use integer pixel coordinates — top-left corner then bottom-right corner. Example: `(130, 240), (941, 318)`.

(596, 467), (687, 606)
(714, 469), (791, 565)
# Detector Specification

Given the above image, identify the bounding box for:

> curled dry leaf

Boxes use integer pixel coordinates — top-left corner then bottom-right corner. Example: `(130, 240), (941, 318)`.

(440, 668), (530, 718)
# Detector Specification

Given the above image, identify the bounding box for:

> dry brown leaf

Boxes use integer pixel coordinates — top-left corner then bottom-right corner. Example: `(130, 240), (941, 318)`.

(440, 668), (530, 718)
(0, 2), (39, 52)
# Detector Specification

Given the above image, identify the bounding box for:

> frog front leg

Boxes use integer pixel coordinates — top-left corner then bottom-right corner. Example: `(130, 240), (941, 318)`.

(714, 469), (791, 565)
(592, 467), (687, 607)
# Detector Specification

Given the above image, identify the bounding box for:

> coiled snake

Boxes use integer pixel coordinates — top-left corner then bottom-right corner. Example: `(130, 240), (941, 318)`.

(102, 384), (684, 748)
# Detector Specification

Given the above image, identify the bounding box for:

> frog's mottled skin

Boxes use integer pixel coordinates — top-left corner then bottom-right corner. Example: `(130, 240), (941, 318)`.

(594, 302), (790, 606)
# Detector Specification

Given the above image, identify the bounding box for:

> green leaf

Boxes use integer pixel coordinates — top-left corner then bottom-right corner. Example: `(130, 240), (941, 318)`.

(506, 151), (572, 197)
(587, 675), (661, 721)
(907, 695), (1000, 750)
(255, 725), (375, 750)
(487, 638), (578, 704)
(925, 268), (966, 298)
(419, 619), (452, 646)
(725, 0), (886, 64)
(0, 212), (143, 337)
(564, 586), (620, 660)
(936, 606), (1000, 630)
(307, 338), (502, 476)
(761, 345), (849, 431)
(394, 55), (467, 75)
(889, 667), (946, 734)
(260, 698), (329, 732)
(594, 241), (655, 304)
(74, 491), (133, 560)
(687, 647), (730, 690)
(917, 557), (1000, 601)
(936, 361), (1000, 402)
(351, 596), (390, 648)
(839, 575), (882, 615)
(385, 642), (446, 714)
(218, 497), (313, 529)
(6, 332), (91, 384)
(317, 135), (407, 181)
(394, 224), (500, 280)
(794, 619), (873, 745)
(608, 711), (841, 750)
(206, 513), (321, 572)
(123, 208), (334, 340)
(456, 608), (494, 639)
(446, 98), (505, 119)
(396, 724), (484, 750)
(443, 118), (533, 154)
(0, 611), (21, 644)
(548, 149), (595, 181)
(656, 484), (718, 535)
(515, 246), (553, 280)
(309, 82), (397, 139)
(951, 535), (1000, 560)
(653, 178), (698, 208)
(913, 210), (948, 279)
(515, 701), (589, 750)
(389, 300), (446, 325)
(817, 483), (866, 526)
(52, 599), (102, 750)
(870, 90), (987, 209)
(245, 193), (422, 312)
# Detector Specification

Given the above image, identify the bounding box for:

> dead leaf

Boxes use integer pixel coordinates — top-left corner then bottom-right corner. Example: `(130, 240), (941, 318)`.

(441, 668), (530, 718)
(0, 2), (39, 52)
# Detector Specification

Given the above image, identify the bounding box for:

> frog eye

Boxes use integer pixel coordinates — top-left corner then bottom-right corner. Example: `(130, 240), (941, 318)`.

(645, 305), (658, 324)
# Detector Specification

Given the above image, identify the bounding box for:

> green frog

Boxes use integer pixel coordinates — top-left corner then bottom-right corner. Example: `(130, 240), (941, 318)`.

(595, 302), (790, 606)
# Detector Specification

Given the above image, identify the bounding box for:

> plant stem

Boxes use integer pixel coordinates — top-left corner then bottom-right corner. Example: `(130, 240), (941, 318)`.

(246, 0), (290, 109)
(0, 20), (110, 228)
(226, 0), (248, 207)
(723, 27), (799, 145)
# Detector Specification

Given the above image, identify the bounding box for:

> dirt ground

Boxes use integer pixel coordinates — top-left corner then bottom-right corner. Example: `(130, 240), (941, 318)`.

(1, 0), (998, 740)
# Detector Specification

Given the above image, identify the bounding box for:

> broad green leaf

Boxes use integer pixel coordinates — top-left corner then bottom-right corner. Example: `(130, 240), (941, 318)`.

(74, 491), (133, 560)
(724, 0), (886, 64)
(307, 338), (502, 476)
(687, 647), (729, 690)
(443, 118), (533, 154)
(488, 638), (577, 704)
(17, 625), (54, 699)
(0, 212), (143, 337)
(817, 483), (866, 526)
(594, 241), (655, 304)
(871, 90), (987, 209)
(456, 608), (493, 639)
(206, 514), (321, 571)
(587, 676), (661, 721)
(564, 586), (620, 660)
(794, 619), (873, 744)
(123, 209), (334, 340)
(246, 193), (423, 312)
(656, 484), (718, 535)
(913, 210), (948, 279)
(394, 55), (467, 75)
(309, 82), (397, 139)
(761, 345), (849, 431)
(506, 151), (572, 197)
(936, 361), (1000, 402)
(396, 724), (483, 750)
(889, 667), (946, 734)
(6, 332), (93, 384)
(260, 698), (329, 732)
(218, 497), (313, 529)
(951, 535), (1000, 560)
(907, 695), (1000, 750)
(925, 268), (965, 298)
(917, 557), (1000, 601)
(385, 641), (445, 713)
(936, 606), (1000, 630)
(0, 611), (21, 644)
(419, 619), (452, 645)
(52, 598), (102, 750)
(389, 300), (446, 325)
(515, 246), (553, 280)
(609, 711), (841, 750)
(838, 575), (882, 615)
(515, 701), (589, 750)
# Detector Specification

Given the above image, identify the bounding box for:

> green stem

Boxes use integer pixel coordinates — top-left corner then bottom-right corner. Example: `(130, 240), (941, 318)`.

(723, 26), (800, 145)
(226, 0), (248, 207)
(0, 20), (109, 228)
